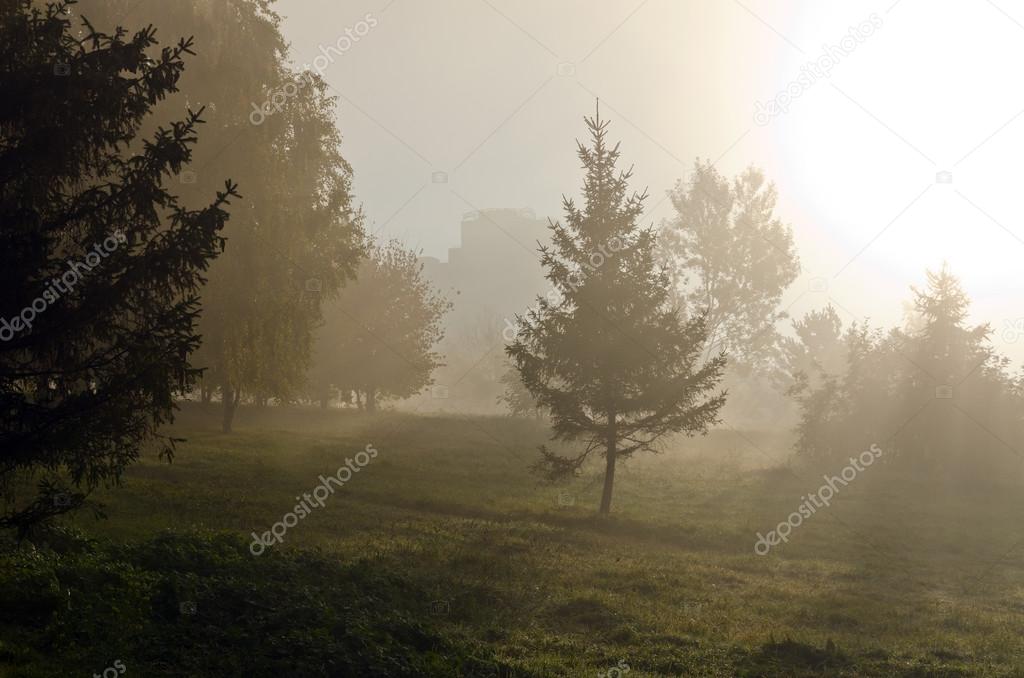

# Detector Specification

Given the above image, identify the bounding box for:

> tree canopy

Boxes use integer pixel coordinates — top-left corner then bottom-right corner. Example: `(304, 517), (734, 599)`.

(791, 264), (1023, 482)
(309, 240), (452, 412)
(661, 161), (800, 371)
(81, 0), (366, 430)
(0, 0), (237, 531)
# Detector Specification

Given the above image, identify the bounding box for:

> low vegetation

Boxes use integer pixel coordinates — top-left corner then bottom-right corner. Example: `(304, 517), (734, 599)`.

(3, 405), (1022, 676)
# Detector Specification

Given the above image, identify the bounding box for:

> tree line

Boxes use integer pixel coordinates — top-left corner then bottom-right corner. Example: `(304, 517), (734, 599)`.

(3, 0), (1020, 531)
(0, 0), (447, 531)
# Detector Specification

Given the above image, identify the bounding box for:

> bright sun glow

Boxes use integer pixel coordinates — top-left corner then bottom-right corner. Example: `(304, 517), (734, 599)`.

(762, 2), (1024, 333)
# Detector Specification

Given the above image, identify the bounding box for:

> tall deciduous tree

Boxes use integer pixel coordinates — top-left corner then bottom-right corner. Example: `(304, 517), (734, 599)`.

(82, 0), (365, 431)
(310, 240), (451, 412)
(661, 161), (800, 369)
(196, 64), (364, 432)
(0, 1), (236, 531)
(507, 108), (727, 515)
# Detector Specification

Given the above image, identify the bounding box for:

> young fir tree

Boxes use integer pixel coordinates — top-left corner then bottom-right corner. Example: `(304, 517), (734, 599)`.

(900, 263), (998, 469)
(507, 106), (727, 515)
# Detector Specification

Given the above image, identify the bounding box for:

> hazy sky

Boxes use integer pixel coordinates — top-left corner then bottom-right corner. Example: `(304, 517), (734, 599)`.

(274, 0), (1024, 357)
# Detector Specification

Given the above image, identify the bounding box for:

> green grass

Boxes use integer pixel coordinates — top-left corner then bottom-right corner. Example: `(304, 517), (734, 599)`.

(3, 403), (1024, 676)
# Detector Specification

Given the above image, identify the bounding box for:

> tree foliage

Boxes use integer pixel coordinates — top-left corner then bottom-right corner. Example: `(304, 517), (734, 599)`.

(507, 108), (727, 514)
(497, 362), (542, 419)
(81, 0), (366, 430)
(792, 265), (1023, 482)
(661, 161), (800, 370)
(781, 305), (846, 394)
(0, 1), (237, 531)
(309, 240), (452, 412)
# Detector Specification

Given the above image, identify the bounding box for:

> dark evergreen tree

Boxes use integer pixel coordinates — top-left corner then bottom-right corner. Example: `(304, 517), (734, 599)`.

(507, 107), (727, 515)
(0, 1), (237, 531)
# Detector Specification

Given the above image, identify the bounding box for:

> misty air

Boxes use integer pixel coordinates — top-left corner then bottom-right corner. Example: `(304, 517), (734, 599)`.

(2, 1), (1023, 676)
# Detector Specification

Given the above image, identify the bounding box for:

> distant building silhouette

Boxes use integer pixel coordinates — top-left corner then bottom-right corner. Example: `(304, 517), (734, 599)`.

(420, 208), (550, 335)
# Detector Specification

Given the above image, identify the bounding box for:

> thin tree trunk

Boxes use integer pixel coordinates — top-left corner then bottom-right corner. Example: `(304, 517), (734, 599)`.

(365, 387), (377, 413)
(222, 383), (238, 433)
(599, 412), (617, 515)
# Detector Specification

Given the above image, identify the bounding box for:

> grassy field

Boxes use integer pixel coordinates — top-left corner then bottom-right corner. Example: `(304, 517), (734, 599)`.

(3, 404), (1024, 676)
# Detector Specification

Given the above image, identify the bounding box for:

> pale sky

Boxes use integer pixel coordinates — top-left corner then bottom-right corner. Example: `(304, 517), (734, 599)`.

(275, 0), (1024, 357)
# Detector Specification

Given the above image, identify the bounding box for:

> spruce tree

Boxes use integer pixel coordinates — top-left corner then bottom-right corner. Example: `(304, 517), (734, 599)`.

(0, 1), (237, 531)
(901, 264), (997, 469)
(507, 106), (727, 514)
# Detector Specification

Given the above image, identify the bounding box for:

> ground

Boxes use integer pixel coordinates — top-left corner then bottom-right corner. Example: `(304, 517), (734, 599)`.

(1, 404), (1022, 677)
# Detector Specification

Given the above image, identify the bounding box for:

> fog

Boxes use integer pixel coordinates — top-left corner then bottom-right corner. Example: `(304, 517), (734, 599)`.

(4, 1), (1024, 676)
(279, 0), (1024, 362)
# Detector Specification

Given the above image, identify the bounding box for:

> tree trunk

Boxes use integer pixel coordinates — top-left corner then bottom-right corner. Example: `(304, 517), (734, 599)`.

(319, 395), (329, 409)
(222, 383), (238, 433)
(365, 387), (377, 413)
(598, 412), (617, 515)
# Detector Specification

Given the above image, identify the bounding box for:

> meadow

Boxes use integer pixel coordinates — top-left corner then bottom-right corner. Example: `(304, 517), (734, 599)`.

(2, 404), (1023, 677)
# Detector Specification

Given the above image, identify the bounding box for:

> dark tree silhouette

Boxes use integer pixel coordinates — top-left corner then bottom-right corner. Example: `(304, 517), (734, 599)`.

(0, 1), (237, 532)
(79, 0), (366, 432)
(507, 106), (727, 515)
